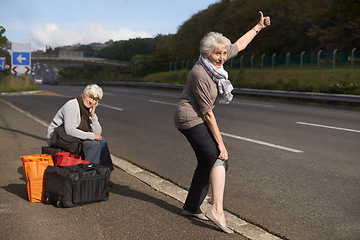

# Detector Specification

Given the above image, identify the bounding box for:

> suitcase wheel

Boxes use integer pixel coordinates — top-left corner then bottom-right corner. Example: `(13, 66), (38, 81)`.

(44, 193), (50, 205)
(56, 196), (62, 208)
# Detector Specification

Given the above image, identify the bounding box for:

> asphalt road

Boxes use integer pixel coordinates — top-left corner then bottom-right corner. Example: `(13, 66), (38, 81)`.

(0, 90), (246, 240)
(3, 84), (360, 240)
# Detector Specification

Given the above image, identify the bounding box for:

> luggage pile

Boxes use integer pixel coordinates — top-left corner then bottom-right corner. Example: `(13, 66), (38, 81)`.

(21, 147), (110, 207)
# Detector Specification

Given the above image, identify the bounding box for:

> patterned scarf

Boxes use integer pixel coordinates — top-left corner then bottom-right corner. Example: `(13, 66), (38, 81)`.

(198, 54), (234, 104)
(76, 96), (91, 132)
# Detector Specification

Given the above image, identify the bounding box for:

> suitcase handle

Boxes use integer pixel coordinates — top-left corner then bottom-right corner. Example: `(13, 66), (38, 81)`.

(57, 164), (95, 171)
(56, 164), (103, 178)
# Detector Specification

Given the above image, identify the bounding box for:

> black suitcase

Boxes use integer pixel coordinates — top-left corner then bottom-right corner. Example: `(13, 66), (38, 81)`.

(44, 164), (110, 208)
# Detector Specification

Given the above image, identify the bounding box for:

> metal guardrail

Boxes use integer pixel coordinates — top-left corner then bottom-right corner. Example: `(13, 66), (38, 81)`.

(64, 81), (360, 103)
(232, 88), (360, 103)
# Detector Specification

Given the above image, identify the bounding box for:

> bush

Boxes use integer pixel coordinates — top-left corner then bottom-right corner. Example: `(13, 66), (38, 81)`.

(0, 75), (39, 93)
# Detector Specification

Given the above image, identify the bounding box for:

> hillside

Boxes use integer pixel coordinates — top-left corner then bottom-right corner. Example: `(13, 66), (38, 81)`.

(93, 0), (360, 72)
(49, 0), (360, 95)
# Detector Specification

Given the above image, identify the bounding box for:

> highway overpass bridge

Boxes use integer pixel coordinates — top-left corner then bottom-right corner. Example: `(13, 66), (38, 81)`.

(31, 55), (130, 69)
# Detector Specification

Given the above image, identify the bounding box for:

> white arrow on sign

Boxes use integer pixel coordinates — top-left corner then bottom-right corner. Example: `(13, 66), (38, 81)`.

(17, 54), (26, 64)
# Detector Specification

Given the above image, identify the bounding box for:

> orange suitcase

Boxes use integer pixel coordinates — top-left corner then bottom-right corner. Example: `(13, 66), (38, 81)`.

(21, 154), (54, 203)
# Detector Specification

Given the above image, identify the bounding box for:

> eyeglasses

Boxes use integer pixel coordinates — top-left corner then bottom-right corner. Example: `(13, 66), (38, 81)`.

(86, 94), (100, 102)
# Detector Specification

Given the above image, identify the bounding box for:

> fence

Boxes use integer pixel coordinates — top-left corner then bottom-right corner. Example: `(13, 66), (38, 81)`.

(169, 48), (360, 71)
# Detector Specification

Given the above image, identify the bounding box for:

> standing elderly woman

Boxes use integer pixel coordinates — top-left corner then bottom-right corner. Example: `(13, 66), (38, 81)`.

(174, 12), (270, 233)
(46, 84), (114, 175)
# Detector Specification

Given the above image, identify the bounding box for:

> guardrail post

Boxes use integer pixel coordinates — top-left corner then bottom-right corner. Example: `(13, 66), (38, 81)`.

(317, 50), (322, 69)
(261, 54), (265, 69)
(272, 53), (276, 69)
(251, 55), (255, 68)
(351, 48), (356, 69)
(333, 49), (338, 69)
(300, 51), (305, 69)
(240, 55), (244, 69)
(286, 52), (290, 67)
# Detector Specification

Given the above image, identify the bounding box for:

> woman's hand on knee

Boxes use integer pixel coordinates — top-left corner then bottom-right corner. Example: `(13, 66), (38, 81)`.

(94, 134), (102, 141)
(218, 143), (228, 161)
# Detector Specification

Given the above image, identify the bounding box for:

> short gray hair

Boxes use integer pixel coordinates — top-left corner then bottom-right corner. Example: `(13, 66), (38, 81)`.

(200, 32), (231, 57)
(83, 84), (103, 99)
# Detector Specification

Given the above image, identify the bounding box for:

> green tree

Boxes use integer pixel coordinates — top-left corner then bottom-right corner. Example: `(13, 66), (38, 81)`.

(77, 45), (96, 57)
(97, 38), (155, 61)
(66, 0), (360, 78)
(0, 26), (11, 76)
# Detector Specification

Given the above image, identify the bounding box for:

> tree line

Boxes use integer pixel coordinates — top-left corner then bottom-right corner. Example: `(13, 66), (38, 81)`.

(91, 0), (359, 76)
(2, 0), (359, 80)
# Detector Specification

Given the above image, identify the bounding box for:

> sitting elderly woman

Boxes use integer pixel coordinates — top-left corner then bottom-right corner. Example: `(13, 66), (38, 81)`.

(174, 11), (270, 233)
(46, 84), (114, 174)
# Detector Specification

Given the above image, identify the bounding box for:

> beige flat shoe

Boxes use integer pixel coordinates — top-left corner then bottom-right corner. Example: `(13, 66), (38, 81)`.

(182, 209), (209, 221)
(205, 211), (234, 234)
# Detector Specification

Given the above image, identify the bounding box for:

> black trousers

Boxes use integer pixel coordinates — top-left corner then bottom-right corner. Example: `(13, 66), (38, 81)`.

(179, 123), (224, 214)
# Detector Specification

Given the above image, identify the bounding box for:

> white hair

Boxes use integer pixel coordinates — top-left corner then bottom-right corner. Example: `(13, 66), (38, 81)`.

(83, 84), (103, 99)
(199, 32), (231, 57)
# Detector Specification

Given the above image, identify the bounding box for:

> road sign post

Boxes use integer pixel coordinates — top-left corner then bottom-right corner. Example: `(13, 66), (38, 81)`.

(11, 43), (31, 75)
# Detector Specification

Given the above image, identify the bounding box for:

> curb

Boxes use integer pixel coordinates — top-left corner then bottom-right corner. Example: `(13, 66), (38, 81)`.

(111, 155), (282, 240)
(0, 90), (43, 96)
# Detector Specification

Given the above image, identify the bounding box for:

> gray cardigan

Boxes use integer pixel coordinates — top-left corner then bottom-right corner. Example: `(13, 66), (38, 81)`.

(46, 98), (102, 145)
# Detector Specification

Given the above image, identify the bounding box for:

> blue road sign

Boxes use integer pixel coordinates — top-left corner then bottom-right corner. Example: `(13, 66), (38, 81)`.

(12, 52), (30, 65)
(0, 58), (5, 70)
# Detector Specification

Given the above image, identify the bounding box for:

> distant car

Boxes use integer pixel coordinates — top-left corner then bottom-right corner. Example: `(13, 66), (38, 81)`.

(35, 77), (43, 84)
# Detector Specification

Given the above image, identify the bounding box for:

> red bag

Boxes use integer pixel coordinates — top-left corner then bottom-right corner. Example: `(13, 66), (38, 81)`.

(21, 154), (54, 203)
(55, 152), (90, 166)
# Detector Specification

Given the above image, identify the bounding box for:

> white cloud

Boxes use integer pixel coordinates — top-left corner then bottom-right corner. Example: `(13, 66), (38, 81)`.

(30, 23), (153, 50)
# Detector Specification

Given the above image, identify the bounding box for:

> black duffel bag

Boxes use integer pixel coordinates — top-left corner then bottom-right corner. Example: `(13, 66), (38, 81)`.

(50, 125), (81, 154)
(44, 163), (110, 207)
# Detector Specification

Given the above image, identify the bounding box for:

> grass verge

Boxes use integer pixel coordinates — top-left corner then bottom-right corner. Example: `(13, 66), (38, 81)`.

(0, 75), (39, 93)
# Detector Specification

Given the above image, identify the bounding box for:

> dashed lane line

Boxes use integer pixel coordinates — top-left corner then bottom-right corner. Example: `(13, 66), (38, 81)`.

(150, 99), (302, 153)
(221, 132), (303, 153)
(232, 101), (275, 108)
(99, 103), (124, 111)
(149, 99), (177, 106)
(296, 121), (360, 133)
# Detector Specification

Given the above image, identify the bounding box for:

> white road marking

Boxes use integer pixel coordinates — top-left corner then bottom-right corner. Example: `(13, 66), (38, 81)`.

(296, 121), (360, 133)
(221, 132), (304, 153)
(149, 99), (301, 153)
(99, 103), (123, 111)
(1, 99), (48, 127)
(149, 100), (177, 106)
(109, 89), (129, 93)
(152, 93), (179, 98)
(232, 101), (275, 108)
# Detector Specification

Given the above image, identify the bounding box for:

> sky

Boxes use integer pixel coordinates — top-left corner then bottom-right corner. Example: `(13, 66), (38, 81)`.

(1, 0), (219, 51)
